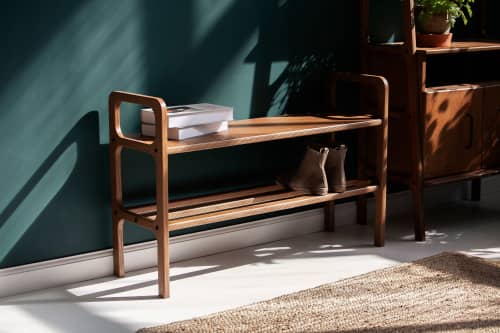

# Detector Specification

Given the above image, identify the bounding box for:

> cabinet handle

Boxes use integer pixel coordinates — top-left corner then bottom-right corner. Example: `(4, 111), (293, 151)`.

(465, 113), (474, 149)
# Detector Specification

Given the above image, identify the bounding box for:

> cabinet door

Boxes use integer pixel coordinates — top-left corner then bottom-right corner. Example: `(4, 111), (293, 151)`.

(423, 87), (482, 179)
(483, 85), (500, 168)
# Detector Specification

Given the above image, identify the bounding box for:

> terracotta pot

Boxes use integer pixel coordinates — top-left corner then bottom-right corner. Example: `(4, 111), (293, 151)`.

(416, 32), (453, 47)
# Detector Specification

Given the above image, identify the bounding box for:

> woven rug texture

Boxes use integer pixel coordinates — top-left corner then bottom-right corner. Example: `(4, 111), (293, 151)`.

(138, 252), (500, 333)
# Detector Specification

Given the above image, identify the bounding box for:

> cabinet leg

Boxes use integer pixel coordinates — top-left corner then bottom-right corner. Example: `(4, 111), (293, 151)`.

(157, 226), (170, 298)
(374, 189), (386, 247)
(324, 201), (335, 232)
(471, 178), (481, 202)
(412, 185), (425, 241)
(112, 218), (125, 277)
(356, 195), (368, 225)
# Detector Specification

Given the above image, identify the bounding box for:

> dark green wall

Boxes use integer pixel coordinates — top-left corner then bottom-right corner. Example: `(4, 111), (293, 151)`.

(0, 0), (358, 268)
(483, 0), (500, 39)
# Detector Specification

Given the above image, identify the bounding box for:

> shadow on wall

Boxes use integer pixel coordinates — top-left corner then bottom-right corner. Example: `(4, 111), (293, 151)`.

(140, 0), (261, 107)
(0, 0), (151, 268)
(483, 0), (500, 39)
(135, 0), (359, 205)
(136, 0), (360, 194)
(0, 0), (359, 268)
(0, 112), (110, 267)
(0, 1), (89, 96)
(245, 0), (355, 118)
(141, 0), (357, 118)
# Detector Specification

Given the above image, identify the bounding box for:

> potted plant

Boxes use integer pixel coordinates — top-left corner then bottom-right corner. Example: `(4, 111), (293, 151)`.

(415, 0), (474, 47)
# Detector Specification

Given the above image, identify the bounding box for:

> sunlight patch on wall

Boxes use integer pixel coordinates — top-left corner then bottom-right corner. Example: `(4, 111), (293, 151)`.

(198, 29), (259, 119)
(192, 0), (234, 48)
(268, 61), (289, 116)
(0, 0), (148, 214)
(0, 143), (77, 262)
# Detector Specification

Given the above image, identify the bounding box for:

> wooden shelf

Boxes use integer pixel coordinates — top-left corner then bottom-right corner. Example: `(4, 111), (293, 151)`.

(132, 115), (382, 155)
(425, 169), (500, 186)
(417, 41), (500, 55)
(423, 81), (500, 92)
(124, 180), (377, 232)
(366, 41), (500, 55)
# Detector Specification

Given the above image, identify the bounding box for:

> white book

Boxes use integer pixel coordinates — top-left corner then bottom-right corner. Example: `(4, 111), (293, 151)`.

(141, 103), (233, 128)
(141, 121), (229, 140)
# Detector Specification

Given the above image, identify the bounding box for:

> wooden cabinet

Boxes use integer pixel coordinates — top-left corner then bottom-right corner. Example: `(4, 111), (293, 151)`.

(483, 84), (500, 167)
(361, 0), (500, 240)
(422, 86), (482, 179)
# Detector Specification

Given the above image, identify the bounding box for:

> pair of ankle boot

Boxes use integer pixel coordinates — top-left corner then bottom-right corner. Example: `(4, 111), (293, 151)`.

(288, 144), (347, 196)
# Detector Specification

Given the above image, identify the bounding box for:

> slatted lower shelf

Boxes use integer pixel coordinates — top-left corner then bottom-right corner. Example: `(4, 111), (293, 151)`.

(124, 180), (377, 232)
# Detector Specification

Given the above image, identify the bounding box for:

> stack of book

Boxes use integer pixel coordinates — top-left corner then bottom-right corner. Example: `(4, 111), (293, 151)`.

(140, 103), (233, 140)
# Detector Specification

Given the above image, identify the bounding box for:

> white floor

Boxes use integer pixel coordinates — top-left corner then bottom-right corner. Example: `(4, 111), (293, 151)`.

(0, 196), (499, 333)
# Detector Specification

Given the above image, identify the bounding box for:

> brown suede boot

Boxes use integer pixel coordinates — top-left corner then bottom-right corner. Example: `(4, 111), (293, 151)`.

(325, 144), (347, 193)
(288, 146), (329, 196)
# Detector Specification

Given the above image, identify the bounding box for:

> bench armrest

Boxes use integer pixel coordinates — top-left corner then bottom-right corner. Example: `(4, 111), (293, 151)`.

(331, 72), (389, 122)
(108, 91), (168, 152)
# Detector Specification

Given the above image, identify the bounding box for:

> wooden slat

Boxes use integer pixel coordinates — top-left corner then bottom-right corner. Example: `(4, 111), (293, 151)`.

(425, 169), (500, 186)
(169, 185), (285, 210)
(126, 180), (376, 229)
(119, 209), (155, 231)
(168, 190), (304, 220)
(127, 184), (286, 215)
(167, 185), (378, 231)
(157, 115), (381, 155)
(115, 136), (155, 153)
(128, 181), (371, 218)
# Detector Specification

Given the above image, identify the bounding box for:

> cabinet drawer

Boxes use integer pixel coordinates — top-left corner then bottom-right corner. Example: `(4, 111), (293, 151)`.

(483, 84), (500, 168)
(423, 87), (482, 179)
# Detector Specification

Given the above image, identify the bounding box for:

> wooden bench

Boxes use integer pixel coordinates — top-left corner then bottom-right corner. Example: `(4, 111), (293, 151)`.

(108, 72), (388, 298)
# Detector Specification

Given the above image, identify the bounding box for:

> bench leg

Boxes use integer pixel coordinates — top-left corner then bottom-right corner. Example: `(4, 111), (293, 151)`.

(374, 188), (386, 247)
(412, 184), (425, 241)
(157, 226), (170, 298)
(324, 201), (335, 232)
(112, 217), (125, 277)
(374, 109), (387, 247)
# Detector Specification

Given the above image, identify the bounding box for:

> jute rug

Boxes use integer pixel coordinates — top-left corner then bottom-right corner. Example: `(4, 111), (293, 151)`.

(138, 252), (500, 333)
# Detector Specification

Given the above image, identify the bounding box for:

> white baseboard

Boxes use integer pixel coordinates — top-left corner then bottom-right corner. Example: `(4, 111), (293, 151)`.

(0, 208), (327, 298)
(1, 174), (498, 299)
